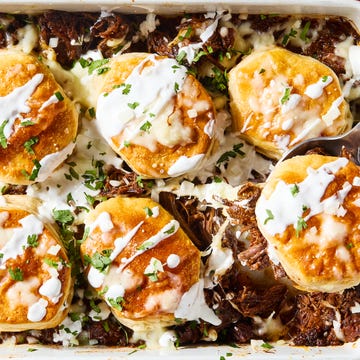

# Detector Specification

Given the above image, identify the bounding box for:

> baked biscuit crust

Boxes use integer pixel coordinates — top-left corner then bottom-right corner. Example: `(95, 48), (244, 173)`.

(0, 195), (73, 331)
(0, 50), (78, 185)
(81, 196), (201, 330)
(95, 53), (216, 178)
(229, 47), (352, 159)
(255, 154), (360, 292)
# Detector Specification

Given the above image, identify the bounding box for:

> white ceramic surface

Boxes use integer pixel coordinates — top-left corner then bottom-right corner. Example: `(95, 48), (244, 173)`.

(1, 1), (360, 358)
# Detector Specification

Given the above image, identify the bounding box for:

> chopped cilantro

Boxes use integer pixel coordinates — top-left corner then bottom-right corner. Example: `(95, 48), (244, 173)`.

(121, 83), (132, 95)
(176, 50), (187, 64)
(322, 75), (329, 82)
(0, 119), (9, 149)
(216, 143), (245, 165)
(282, 28), (297, 45)
(20, 120), (34, 127)
(259, 68), (266, 74)
(164, 224), (176, 235)
(44, 257), (59, 269)
(9, 267), (23, 281)
(280, 87), (292, 104)
(88, 59), (110, 75)
(27, 234), (39, 248)
(107, 296), (125, 311)
(290, 184), (299, 196)
(137, 241), (154, 251)
(174, 82), (180, 93)
(300, 20), (311, 42)
(52, 209), (74, 225)
(140, 121), (152, 133)
(264, 209), (274, 224)
(295, 217), (308, 237)
(261, 342), (274, 349)
(128, 102), (140, 110)
(144, 207), (153, 217)
(24, 136), (39, 155)
(55, 91), (64, 101)
(88, 107), (96, 118)
(87, 251), (112, 273)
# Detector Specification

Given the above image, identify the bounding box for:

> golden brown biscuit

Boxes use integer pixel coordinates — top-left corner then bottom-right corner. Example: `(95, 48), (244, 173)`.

(81, 196), (201, 330)
(0, 49), (78, 185)
(0, 195), (73, 331)
(95, 53), (216, 178)
(229, 47), (352, 159)
(255, 154), (360, 293)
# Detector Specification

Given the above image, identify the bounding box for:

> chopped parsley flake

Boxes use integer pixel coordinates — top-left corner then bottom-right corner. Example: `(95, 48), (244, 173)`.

(259, 68), (266, 74)
(164, 224), (176, 235)
(295, 217), (308, 237)
(140, 121), (152, 133)
(107, 296), (125, 311)
(121, 83), (132, 95)
(264, 209), (274, 224)
(24, 136), (39, 155)
(261, 342), (274, 349)
(22, 159), (42, 181)
(27, 234), (39, 248)
(85, 251), (112, 273)
(144, 207), (153, 217)
(290, 184), (299, 196)
(55, 91), (64, 101)
(280, 87), (292, 104)
(88, 107), (96, 118)
(322, 75), (329, 82)
(128, 101), (140, 110)
(282, 28), (297, 45)
(9, 267), (24, 281)
(216, 143), (245, 165)
(0, 119), (9, 149)
(300, 20), (311, 42)
(20, 120), (34, 127)
(52, 209), (74, 225)
(44, 257), (59, 269)
(174, 82), (180, 93)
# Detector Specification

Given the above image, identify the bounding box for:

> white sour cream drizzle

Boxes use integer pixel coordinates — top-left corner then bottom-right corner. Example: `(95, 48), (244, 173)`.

(167, 154), (205, 177)
(305, 76), (333, 99)
(0, 214), (43, 269)
(27, 298), (48, 322)
(117, 220), (180, 272)
(0, 73), (44, 139)
(174, 278), (221, 325)
(96, 54), (189, 151)
(256, 158), (349, 236)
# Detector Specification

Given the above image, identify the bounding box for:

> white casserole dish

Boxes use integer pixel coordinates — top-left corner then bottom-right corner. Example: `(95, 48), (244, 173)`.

(0, 0), (360, 359)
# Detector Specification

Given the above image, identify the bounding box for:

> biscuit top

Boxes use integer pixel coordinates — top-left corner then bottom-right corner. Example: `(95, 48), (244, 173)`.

(229, 47), (351, 159)
(0, 49), (78, 184)
(81, 197), (204, 327)
(0, 196), (73, 331)
(255, 155), (360, 292)
(95, 53), (216, 178)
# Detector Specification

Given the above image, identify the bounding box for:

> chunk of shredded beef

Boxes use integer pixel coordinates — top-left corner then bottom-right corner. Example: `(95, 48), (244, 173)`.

(288, 287), (360, 346)
(223, 182), (271, 271)
(37, 11), (133, 68)
(159, 192), (221, 250)
(0, 14), (31, 48)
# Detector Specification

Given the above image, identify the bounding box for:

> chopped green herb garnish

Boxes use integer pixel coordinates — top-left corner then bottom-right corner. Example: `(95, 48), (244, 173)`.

(176, 50), (187, 64)
(24, 159), (41, 181)
(179, 26), (192, 41)
(174, 82), (180, 93)
(140, 121), (152, 133)
(164, 224), (176, 235)
(261, 342), (274, 349)
(88, 107), (96, 118)
(128, 102), (140, 110)
(290, 184), (299, 196)
(295, 217), (308, 237)
(55, 91), (64, 101)
(346, 242), (354, 249)
(9, 267), (23, 281)
(107, 296), (125, 311)
(282, 28), (297, 45)
(20, 120), (34, 127)
(280, 87), (292, 104)
(259, 68), (266, 74)
(144, 207), (153, 217)
(322, 75), (329, 82)
(137, 241), (154, 251)
(87, 251), (112, 273)
(216, 143), (245, 165)
(264, 209), (274, 224)
(44, 257), (59, 269)
(213, 176), (222, 183)
(300, 20), (311, 42)
(52, 209), (74, 225)
(27, 348), (38, 352)
(87, 58), (110, 75)
(24, 136), (39, 155)
(121, 83), (132, 95)
(0, 119), (9, 149)
(27, 234), (39, 248)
